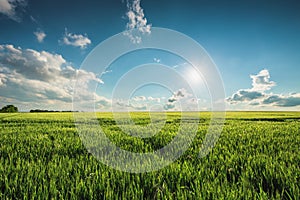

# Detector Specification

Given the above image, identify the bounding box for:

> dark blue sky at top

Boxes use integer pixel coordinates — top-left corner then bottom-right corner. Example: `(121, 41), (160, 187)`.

(1, 0), (300, 96)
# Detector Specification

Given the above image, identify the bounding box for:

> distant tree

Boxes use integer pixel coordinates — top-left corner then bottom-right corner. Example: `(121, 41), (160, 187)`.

(29, 109), (77, 113)
(30, 109), (54, 113)
(0, 105), (18, 113)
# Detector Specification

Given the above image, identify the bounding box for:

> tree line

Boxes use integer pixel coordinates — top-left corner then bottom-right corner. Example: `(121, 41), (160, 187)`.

(0, 105), (77, 113)
(0, 105), (18, 113)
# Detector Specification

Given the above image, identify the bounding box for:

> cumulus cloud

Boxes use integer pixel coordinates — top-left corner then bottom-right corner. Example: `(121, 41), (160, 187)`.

(227, 69), (300, 108)
(262, 94), (300, 107)
(148, 96), (160, 102)
(0, 0), (27, 22)
(167, 88), (191, 103)
(227, 90), (265, 102)
(0, 73), (6, 86)
(62, 29), (91, 49)
(94, 94), (111, 110)
(121, 95), (161, 111)
(124, 0), (152, 44)
(110, 96), (161, 111)
(132, 96), (146, 101)
(114, 90), (197, 111)
(131, 95), (161, 103)
(129, 103), (147, 110)
(0, 44), (103, 110)
(163, 102), (176, 110)
(34, 30), (46, 43)
(115, 100), (147, 111)
(164, 88), (195, 111)
(250, 69), (275, 91)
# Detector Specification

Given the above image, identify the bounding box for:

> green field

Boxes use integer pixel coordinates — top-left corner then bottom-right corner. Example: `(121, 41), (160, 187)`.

(0, 112), (299, 199)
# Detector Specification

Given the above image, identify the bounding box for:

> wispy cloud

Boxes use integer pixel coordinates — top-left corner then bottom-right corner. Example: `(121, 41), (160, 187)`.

(124, 0), (151, 44)
(61, 29), (91, 49)
(227, 69), (300, 108)
(34, 30), (46, 43)
(30, 15), (38, 24)
(0, 0), (27, 22)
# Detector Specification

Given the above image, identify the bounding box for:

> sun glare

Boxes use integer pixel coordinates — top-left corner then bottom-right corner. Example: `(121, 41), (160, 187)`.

(175, 63), (206, 90)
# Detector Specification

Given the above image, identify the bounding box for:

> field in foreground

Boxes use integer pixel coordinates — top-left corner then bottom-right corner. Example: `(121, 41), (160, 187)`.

(0, 112), (299, 199)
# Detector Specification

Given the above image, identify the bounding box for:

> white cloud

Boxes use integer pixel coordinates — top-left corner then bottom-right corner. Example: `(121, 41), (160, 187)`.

(227, 90), (265, 102)
(30, 15), (38, 24)
(262, 93), (300, 107)
(62, 29), (91, 49)
(148, 96), (160, 102)
(101, 69), (112, 76)
(0, 0), (27, 22)
(0, 45), (205, 112)
(227, 69), (300, 108)
(0, 73), (6, 86)
(163, 102), (176, 110)
(133, 96), (147, 101)
(85, 89), (200, 112)
(153, 58), (161, 63)
(93, 94), (112, 110)
(131, 96), (161, 103)
(0, 0), (12, 15)
(114, 99), (147, 111)
(0, 44), (103, 110)
(34, 30), (46, 43)
(250, 69), (275, 91)
(167, 88), (192, 103)
(108, 96), (161, 111)
(124, 0), (152, 44)
(164, 88), (197, 111)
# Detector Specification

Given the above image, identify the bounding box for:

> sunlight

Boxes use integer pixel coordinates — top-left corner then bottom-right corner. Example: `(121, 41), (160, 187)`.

(175, 63), (206, 91)
(185, 66), (204, 86)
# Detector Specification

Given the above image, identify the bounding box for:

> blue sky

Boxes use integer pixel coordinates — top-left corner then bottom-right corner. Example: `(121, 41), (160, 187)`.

(0, 0), (300, 111)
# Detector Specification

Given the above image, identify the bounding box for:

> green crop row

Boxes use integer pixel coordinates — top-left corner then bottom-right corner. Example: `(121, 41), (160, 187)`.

(0, 112), (299, 199)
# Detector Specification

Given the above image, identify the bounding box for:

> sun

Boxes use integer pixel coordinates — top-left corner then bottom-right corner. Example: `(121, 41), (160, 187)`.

(175, 63), (206, 90)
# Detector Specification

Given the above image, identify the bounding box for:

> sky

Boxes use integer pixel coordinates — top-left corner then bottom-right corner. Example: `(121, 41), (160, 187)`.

(0, 0), (300, 111)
